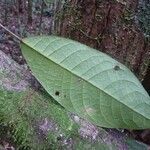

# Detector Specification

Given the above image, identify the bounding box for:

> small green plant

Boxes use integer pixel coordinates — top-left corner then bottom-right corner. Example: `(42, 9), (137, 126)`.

(21, 36), (150, 129)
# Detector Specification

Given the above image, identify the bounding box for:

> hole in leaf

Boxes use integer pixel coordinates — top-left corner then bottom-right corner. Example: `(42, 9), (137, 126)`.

(114, 65), (120, 71)
(55, 91), (60, 96)
(57, 136), (62, 141)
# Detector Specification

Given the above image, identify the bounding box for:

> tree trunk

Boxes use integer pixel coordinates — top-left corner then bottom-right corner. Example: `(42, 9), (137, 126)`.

(4, 0), (8, 24)
(27, 0), (33, 24)
(18, 0), (23, 13)
(39, 0), (44, 34)
(58, 0), (150, 81)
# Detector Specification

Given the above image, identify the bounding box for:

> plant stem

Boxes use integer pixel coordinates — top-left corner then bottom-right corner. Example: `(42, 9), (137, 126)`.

(0, 23), (22, 41)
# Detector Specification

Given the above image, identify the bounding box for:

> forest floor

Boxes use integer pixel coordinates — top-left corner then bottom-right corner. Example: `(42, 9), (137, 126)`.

(0, 2), (54, 149)
(0, 1), (150, 149)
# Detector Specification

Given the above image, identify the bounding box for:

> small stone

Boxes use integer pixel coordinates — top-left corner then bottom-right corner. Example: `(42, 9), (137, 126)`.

(74, 116), (80, 123)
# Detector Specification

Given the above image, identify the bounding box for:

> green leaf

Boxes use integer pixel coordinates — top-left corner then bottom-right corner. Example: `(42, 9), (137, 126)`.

(21, 36), (150, 129)
(126, 139), (148, 150)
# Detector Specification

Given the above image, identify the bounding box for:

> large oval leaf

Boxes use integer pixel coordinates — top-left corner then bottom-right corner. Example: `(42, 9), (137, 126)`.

(21, 36), (150, 129)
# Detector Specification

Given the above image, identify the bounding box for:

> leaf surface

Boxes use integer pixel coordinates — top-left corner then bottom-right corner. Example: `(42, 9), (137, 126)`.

(21, 36), (150, 129)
